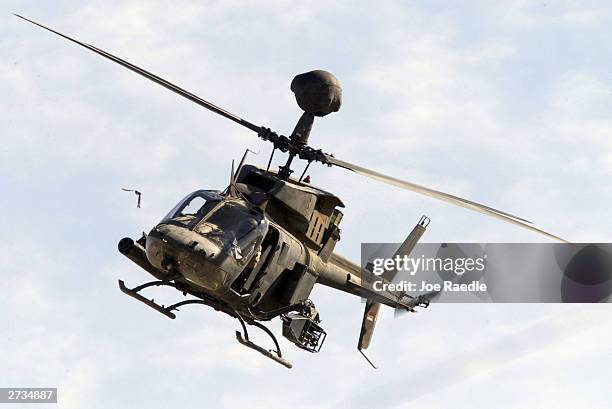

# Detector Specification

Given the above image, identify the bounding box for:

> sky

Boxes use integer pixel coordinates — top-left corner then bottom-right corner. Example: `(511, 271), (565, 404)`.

(1, 1), (612, 408)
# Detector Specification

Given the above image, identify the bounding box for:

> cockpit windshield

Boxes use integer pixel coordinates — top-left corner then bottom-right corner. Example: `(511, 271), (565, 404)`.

(201, 203), (259, 237)
(161, 191), (267, 265)
(161, 190), (223, 226)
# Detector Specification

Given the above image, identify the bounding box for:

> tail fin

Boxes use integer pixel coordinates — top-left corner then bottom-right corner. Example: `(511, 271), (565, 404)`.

(357, 301), (381, 368)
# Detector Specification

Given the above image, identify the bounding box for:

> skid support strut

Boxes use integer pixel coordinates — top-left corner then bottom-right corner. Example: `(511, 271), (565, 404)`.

(118, 279), (292, 368)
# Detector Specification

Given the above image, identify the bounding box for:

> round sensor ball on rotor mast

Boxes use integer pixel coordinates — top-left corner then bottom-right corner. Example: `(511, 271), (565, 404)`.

(289, 70), (342, 145)
(291, 70), (342, 116)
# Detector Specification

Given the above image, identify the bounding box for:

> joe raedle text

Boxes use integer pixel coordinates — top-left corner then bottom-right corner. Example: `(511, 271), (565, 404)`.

(372, 280), (488, 293)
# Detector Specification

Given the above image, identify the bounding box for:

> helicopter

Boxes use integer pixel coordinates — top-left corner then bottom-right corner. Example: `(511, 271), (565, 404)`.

(16, 14), (566, 369)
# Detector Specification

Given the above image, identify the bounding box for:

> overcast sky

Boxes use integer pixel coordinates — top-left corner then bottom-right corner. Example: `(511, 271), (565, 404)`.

(2, 1), (612, 408)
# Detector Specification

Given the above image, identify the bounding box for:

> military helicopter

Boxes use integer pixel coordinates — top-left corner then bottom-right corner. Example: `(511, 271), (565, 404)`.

(16, 15), (566, 369)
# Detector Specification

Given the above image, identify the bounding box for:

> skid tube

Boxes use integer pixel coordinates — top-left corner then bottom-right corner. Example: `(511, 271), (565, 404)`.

(118, 279), (292, 369)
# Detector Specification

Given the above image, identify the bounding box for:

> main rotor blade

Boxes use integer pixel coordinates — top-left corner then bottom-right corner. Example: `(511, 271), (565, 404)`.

(14, 14), (262, 134)
(325, 155), (568, 242)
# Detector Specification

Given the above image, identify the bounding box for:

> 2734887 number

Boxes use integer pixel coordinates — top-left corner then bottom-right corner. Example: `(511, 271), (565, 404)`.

(8, 390), (54, 401)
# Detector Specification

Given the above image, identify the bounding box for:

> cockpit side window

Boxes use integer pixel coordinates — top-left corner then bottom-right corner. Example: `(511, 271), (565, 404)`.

(181, 196), (208, 216)
(161, 190), (222, 226)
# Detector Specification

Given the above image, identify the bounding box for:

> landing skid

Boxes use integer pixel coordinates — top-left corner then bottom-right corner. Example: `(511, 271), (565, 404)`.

(118, 279), (292, 369)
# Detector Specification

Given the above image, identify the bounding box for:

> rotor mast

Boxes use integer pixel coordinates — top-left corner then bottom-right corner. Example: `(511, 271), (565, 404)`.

(277, 113), (315, 180)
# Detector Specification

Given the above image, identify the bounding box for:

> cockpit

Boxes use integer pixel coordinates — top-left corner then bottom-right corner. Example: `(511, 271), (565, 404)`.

(161, 190), (268, 265)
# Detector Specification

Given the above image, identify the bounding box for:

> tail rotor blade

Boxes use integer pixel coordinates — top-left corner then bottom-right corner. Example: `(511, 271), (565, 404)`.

(394, 307), (408, 318)
(395, 290), (441, 318)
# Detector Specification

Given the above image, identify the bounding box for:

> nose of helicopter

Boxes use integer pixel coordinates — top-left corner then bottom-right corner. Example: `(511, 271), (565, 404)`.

(145, 223), (228, 291)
